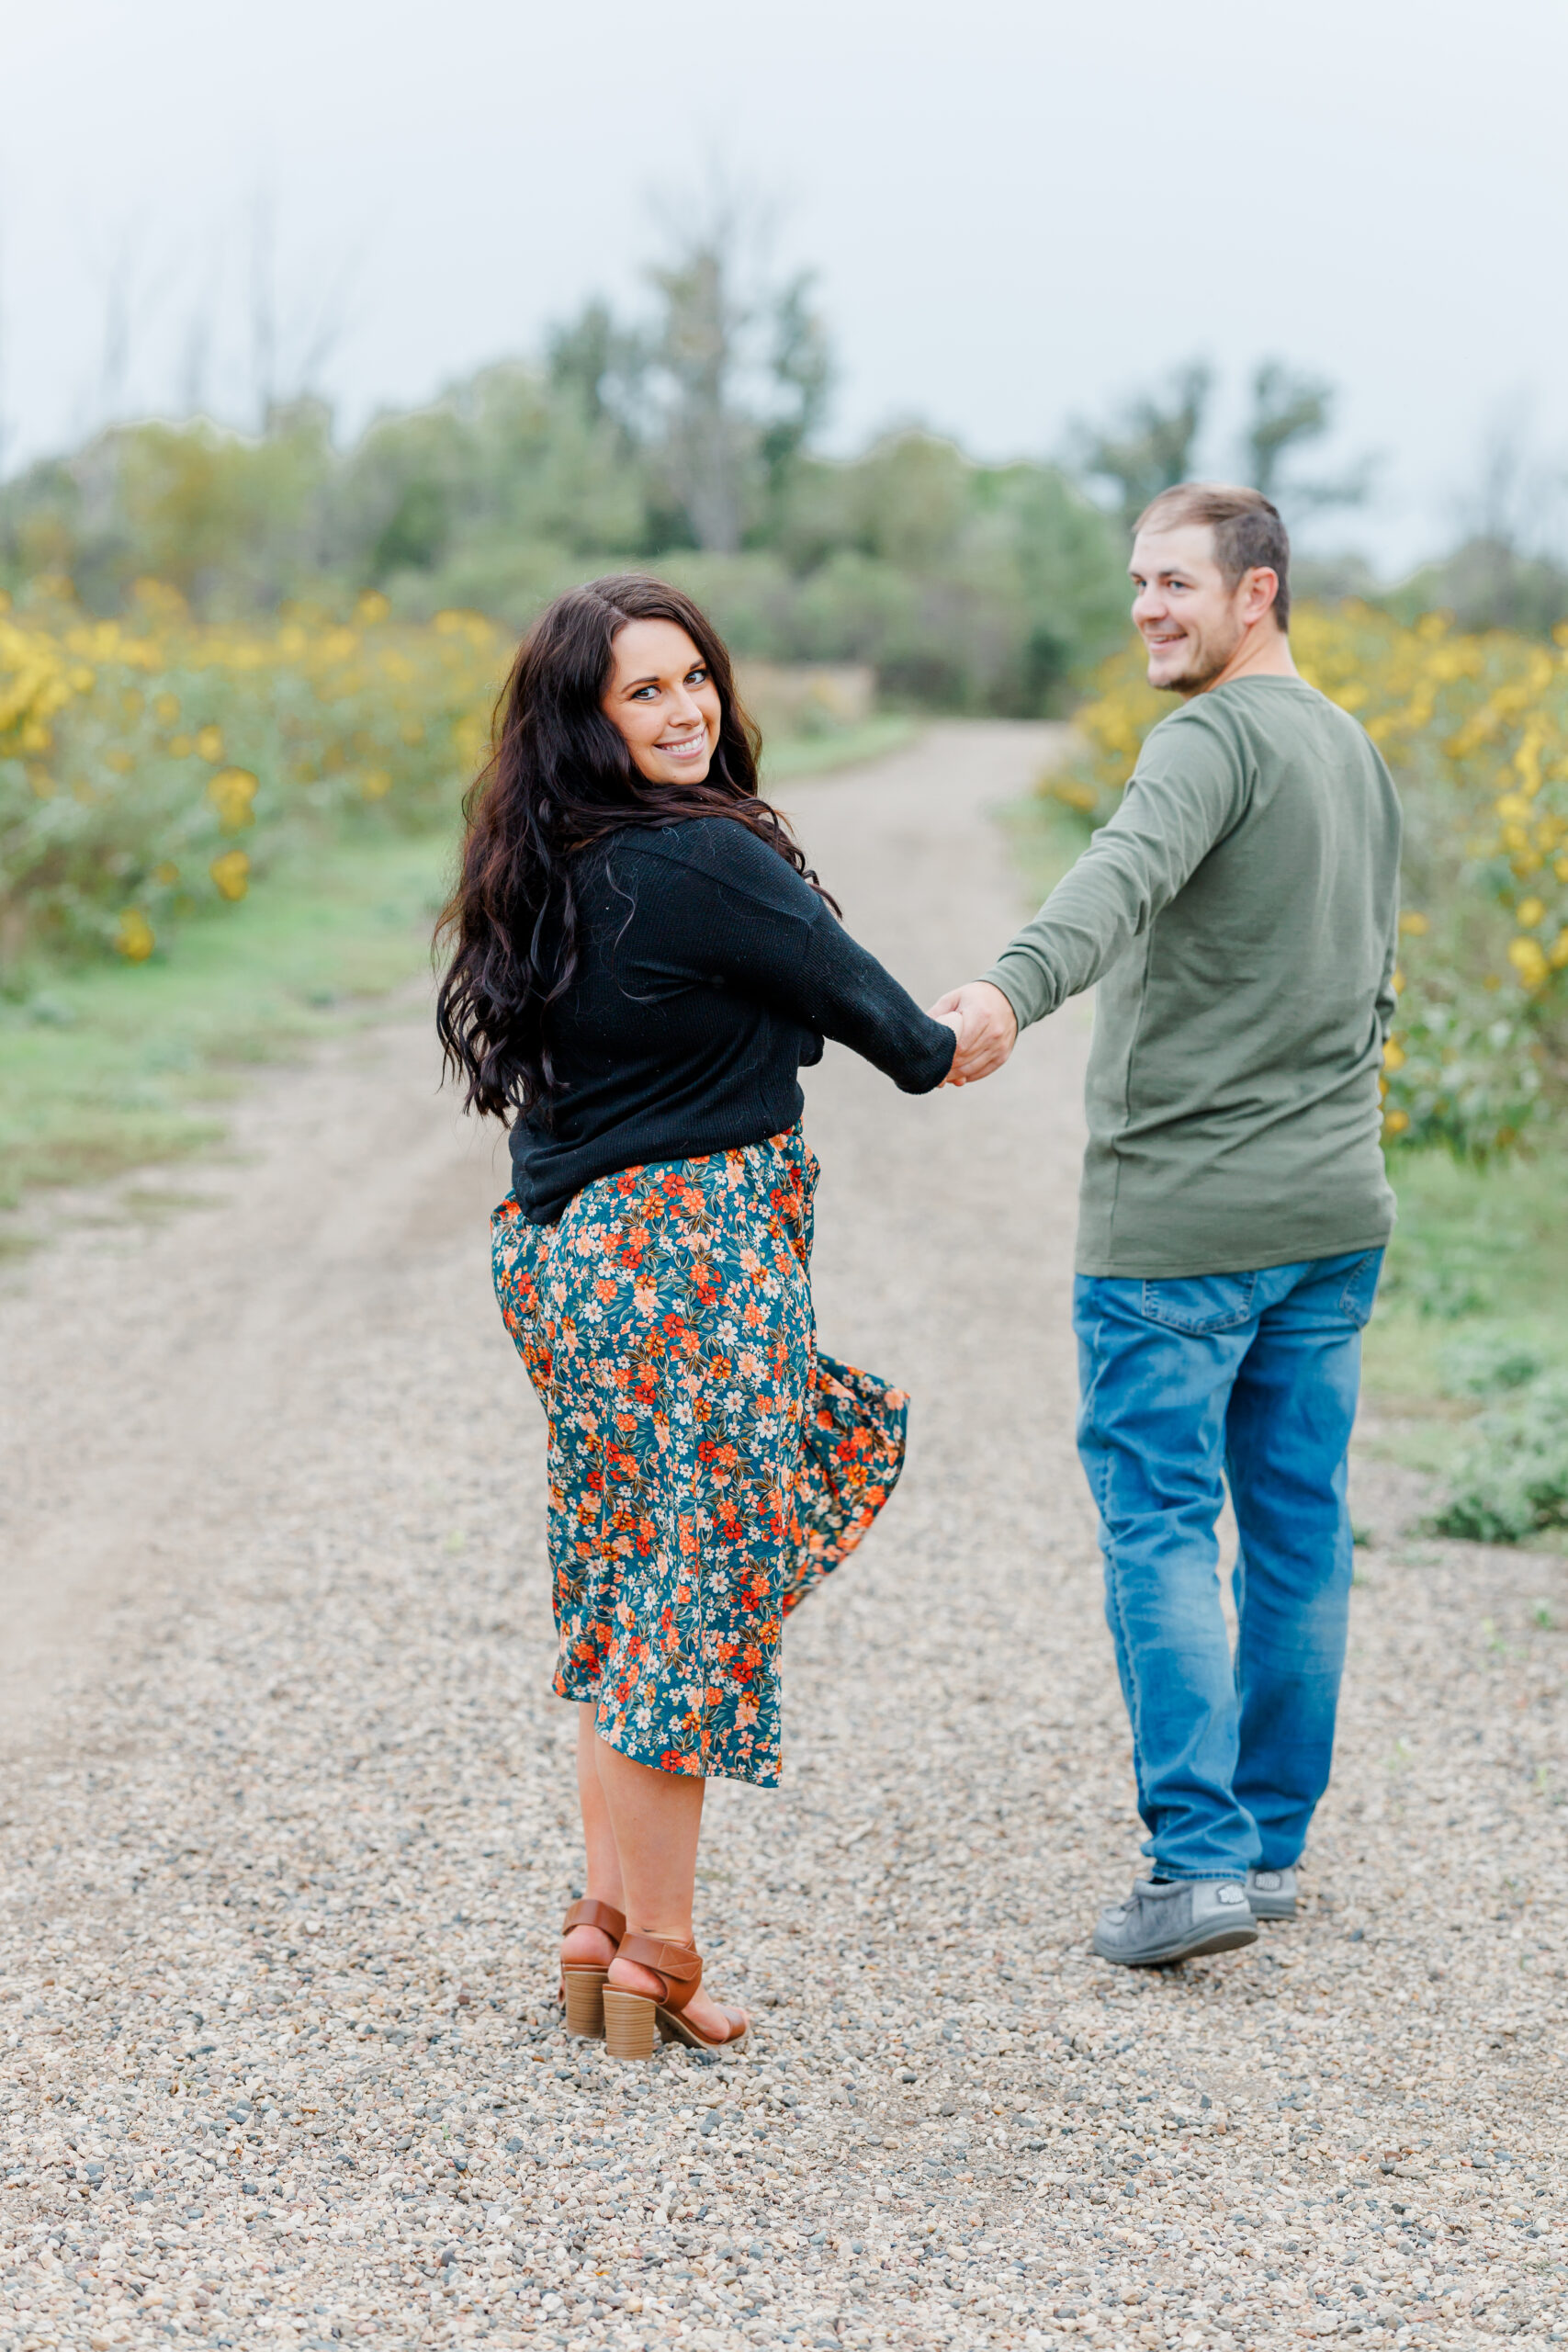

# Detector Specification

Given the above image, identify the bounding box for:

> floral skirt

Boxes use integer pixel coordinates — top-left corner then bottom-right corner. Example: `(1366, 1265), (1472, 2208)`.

(491, 1127), (907, 1784)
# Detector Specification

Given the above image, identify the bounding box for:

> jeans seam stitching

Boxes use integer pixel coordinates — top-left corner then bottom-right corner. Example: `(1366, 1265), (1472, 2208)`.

(1086, 1302), (1147, 1833)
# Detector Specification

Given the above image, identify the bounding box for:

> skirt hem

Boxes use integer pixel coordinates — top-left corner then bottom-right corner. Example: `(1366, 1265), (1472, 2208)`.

(552, 1680), (783, 1790)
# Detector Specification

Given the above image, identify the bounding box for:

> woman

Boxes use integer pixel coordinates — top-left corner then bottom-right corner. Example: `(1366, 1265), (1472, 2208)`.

(435, 575), (960, 2060)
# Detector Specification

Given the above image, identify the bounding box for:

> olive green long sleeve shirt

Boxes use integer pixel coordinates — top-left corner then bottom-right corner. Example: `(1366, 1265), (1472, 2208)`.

(983, 675), (1402, 1278)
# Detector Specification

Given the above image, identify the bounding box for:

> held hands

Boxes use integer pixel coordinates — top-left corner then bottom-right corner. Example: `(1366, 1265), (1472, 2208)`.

(929, 980), (1019, 1086)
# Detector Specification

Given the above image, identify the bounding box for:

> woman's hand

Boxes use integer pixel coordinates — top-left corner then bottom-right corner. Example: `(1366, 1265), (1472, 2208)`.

(933, 1001), (965, 1081)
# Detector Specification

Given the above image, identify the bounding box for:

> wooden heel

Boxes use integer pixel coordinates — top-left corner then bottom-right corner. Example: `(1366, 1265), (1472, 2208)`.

(603, 1987), (658, 2062)
(610, 1934), (748, 2054)
(562, 1967), (609, 2041)
(558, 1899), (626, 2040)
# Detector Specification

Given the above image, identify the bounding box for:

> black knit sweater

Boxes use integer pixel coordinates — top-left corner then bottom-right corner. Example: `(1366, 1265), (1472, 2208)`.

(507, 816), (954, 1223)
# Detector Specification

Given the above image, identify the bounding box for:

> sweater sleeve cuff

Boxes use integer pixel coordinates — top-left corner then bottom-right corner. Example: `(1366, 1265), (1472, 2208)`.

(979, 955), (1055, 1034)
(898, 1021), (957, 1093)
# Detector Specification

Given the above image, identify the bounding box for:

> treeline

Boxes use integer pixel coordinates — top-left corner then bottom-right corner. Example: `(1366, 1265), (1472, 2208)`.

(5, 230), (1565, 709)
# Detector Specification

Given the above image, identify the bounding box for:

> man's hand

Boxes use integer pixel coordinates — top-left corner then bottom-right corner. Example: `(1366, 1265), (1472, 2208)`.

(929, 980), (1018, 1084)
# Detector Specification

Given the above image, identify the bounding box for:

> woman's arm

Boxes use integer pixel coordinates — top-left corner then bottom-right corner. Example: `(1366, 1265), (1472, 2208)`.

(628, 823), (958, 1093)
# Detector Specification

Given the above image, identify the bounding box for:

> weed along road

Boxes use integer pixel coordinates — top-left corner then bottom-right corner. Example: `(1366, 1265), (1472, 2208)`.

(2, 723), (1565, 2349)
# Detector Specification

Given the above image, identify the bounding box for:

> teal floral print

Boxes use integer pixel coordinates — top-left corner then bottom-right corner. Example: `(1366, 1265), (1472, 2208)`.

(491, 1126), (907, 1784)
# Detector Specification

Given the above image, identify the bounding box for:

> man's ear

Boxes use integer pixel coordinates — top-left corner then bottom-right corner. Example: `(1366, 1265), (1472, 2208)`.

(1244, 567), (1280, 626)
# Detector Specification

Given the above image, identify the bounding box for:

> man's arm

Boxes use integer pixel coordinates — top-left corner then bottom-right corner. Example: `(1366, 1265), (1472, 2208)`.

(935, 713), (1247, 1082)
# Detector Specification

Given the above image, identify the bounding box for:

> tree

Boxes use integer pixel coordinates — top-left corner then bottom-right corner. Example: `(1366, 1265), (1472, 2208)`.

(648, 236), (750, 553)
(1241, 360), (1370, 517)
(641, 213), (835, 554)
(547, 299), (646, 444)
(1387, 408), (1568, 636)
(759, 272), (832, 502)
(1076, 362), (1213, 528)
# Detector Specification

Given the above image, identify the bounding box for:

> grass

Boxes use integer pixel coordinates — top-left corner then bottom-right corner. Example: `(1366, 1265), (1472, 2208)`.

(1365, 1148), (1568, 1413)
(0, 716), (923, 1216)
(761, 713), (919, 784)
(0, 831), (452, 1211)
(1362, 1148), (1568, 1547)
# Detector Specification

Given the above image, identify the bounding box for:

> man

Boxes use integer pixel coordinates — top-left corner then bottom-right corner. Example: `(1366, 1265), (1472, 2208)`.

(936, 484), (1401, 1967)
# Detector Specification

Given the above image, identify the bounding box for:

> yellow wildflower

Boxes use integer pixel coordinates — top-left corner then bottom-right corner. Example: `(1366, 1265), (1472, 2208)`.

(208, 768), (259, 830)
(209, 850), (251, 902)
(1382, 1108), (1410, 1136)
(359, 767), (392, 801)
(1507, 937), (1549, 989)
(195, 723), (224, 762)
(117, 909), (156, 961)
(153, 691), (180, 724)
(1516, 896), (1546, 928)
(1398, 910), (1428, 936)
(1382, 1037), (1405, 1070)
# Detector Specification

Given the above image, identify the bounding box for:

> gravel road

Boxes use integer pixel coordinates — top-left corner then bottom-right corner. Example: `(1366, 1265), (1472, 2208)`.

(3, 721), (1566, 2352)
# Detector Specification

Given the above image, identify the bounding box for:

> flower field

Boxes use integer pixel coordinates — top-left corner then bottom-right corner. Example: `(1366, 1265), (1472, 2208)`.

(1051, 605), (1568, 1157)
(0, 582), (504, 974)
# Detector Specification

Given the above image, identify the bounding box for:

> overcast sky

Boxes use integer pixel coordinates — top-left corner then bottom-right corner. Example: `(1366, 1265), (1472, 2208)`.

(6, 0), (1567, 571)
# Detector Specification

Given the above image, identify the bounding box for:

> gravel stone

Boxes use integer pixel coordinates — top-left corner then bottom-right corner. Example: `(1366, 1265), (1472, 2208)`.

(2, 723), (1566, 2350)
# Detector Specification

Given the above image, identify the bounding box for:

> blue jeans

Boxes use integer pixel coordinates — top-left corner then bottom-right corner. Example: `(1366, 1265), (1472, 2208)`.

(1073, 1250), (1383, 1882)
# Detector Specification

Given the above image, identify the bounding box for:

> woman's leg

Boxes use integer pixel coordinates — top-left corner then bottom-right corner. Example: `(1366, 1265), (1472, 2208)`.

(596, 1739), (746, 2040)
(560, 1703), (626, 1970)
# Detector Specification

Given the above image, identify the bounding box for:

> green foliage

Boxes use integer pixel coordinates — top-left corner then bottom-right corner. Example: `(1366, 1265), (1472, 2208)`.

(1075, 362), (1212, 528)
(1430, 1372), (1568, 1544)
(1382, 537), (1568, 640)
(0, 585), (501, 971)
(1359, 1143), (1568, 1545)
(0, 236), (1128, 716)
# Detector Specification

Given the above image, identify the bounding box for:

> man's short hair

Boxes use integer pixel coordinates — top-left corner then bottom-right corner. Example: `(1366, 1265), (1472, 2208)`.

(1134, 483), (1292, 632)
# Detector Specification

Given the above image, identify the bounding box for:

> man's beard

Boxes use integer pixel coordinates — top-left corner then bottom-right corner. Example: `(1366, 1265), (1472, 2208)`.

(1150, 619), (1243, 694)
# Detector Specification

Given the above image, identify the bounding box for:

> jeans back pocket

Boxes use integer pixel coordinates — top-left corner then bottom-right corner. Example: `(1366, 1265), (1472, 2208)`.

(1336, 1249), (1384, 1329)
(1140, 1272), (1259, 1335)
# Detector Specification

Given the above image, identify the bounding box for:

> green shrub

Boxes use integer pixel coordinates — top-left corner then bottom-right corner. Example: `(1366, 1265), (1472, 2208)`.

(1431, 1372), (1568, 1544)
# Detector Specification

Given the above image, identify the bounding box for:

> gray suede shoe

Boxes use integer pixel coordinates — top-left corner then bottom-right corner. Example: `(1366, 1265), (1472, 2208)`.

(1092, 1877), (1258, 1967)
(1246, 1865), (1298, 1919)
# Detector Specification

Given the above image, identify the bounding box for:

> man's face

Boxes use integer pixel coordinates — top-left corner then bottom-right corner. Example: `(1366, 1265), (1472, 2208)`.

(1129, 524), (1251, 695)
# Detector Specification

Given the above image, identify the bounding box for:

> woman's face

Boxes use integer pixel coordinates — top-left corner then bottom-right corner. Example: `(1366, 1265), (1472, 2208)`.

(602, 618), (723, 785)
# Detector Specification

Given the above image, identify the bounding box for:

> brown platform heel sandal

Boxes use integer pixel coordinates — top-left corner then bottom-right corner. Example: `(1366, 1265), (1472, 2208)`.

(558, 1899), (626, 2040)
(601, 1934), (749, 2062)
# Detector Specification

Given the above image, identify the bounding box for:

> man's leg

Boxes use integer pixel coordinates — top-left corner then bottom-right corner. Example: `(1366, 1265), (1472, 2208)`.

(1074, 1273), (1263, 1883)
(1225, 1249), (1383, 1871)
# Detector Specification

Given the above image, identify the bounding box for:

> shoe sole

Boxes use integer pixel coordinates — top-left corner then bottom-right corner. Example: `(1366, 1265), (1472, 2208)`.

(1247, 1894), (1297, 1921)
(1093, 1920), (1259, 1968)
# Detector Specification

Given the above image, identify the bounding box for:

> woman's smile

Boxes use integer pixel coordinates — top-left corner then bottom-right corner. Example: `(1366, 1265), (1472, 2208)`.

(603, 616), (724, 783)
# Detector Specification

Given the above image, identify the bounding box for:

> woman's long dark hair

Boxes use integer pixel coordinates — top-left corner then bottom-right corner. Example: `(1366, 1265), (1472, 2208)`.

(434, 573), (834, 1120)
